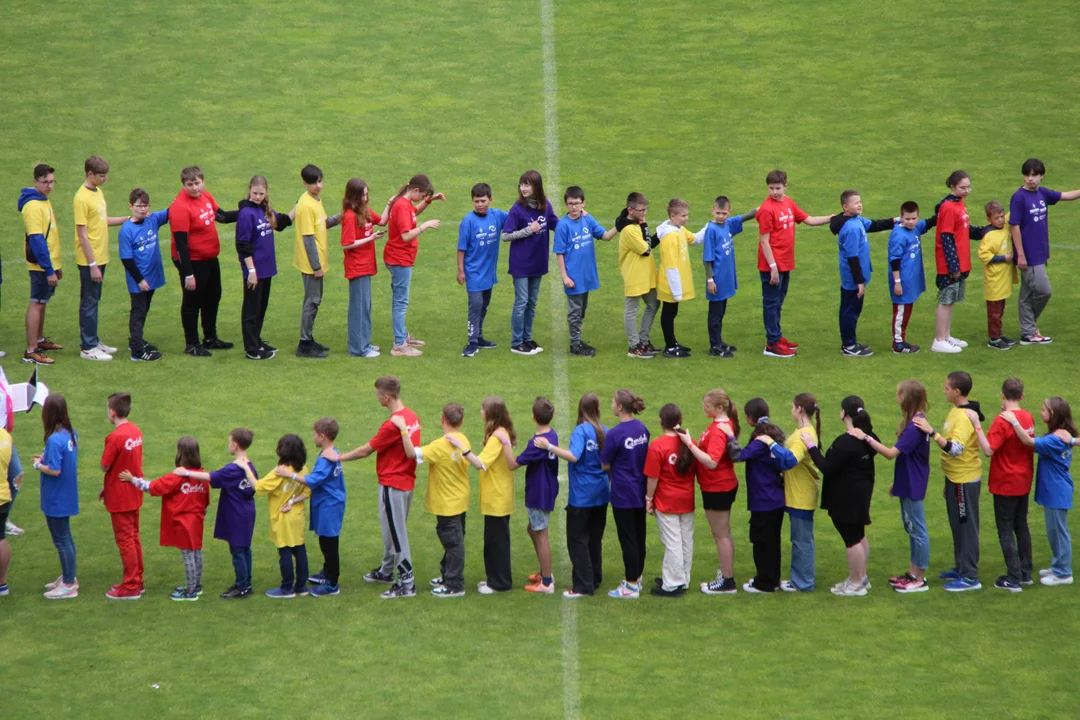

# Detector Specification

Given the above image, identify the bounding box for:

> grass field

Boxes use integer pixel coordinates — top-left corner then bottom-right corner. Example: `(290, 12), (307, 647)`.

(2, 1), (1079, 718)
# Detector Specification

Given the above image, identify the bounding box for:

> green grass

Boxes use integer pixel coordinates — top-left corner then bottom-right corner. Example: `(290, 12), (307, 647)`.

(2, 1), (1079, 718)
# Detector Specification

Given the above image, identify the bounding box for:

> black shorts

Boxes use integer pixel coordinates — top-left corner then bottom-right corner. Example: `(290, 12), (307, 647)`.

(832, 517), (866, 548)
(701, 488), (738, 512)
(0, 501), (10, 539)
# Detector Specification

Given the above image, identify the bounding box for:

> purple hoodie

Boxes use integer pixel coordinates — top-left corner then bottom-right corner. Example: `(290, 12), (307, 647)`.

(235, 200), (293, 279)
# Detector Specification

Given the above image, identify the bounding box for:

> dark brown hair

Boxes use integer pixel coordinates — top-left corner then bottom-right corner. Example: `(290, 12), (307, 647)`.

(532, 397), (555, 425)
(107, 392), (131, 419)
(230, 428), (254, 450)
(442, 403), (464, 427)
(613, 389), (645, 415)
(517, 170), (546, 209)
(374, 375), (401, 398)
(313, 418), (339, 441)
(175, 436), (202, 470)
(1045, 397), (1078, 436)
(42, 394), (75, 445)
(793, 393), (821, 440)
(576, 393), (605, 452)
(896, 380), (928, 436)
(343, 178), (373, 224)
(482, 396), (516, 445)
(744, 398), (785, 444)
(658, 403), (694, 475)
(276, 434), (307, 472)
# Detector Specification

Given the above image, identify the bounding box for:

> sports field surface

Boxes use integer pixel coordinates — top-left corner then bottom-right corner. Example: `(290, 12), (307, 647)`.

(2, 1), (1078, 718)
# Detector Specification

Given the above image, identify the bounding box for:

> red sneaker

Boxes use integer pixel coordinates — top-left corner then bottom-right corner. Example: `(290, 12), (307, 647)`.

(778, 336), (799, 349)
(105, 586), (143, 600)
(763, 343), (796, 358)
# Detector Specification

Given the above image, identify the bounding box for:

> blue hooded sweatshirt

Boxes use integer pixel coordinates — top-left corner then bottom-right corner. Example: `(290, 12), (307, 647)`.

(18, 188), (55, 276)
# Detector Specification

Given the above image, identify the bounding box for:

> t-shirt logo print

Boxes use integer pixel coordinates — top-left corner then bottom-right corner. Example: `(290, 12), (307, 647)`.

(666, 453), (678, 465)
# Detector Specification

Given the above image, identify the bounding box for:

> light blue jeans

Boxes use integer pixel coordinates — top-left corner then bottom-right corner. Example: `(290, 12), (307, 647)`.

(511, 276), (543, 346)
(347, 276), (373, 356)
(387, 265), (412, 346)
(900, 498), (930, 570)
(1044, 507), (1072, 577)
(788, 512), (815, 590)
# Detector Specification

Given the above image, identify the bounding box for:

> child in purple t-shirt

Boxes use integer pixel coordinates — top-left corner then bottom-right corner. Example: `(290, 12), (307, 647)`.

(599, 389), (650, 599)
(502, 171), (559, 356)
(502, 397), (559, 592)
(1008, 158), (1080, 344)
(174, 428), (257, 598)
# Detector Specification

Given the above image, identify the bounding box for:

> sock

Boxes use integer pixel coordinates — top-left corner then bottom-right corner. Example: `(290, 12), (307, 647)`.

(542, 575), (553, 586)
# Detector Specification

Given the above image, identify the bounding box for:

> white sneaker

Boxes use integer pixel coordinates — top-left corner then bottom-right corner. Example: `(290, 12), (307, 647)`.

(97, 342), (118, 354)
(931, 339), (962, 354)
(0, 350), (6, 358)
(779, 580), (798, 592)
(831, 579), (868, 597)
(947, 336), (968, 348)
(361, 348), (380, 358)
(608, 580), (640, 599)
(81, 347), (113, 361)
(477, 581), (495, 595)
(1038, 568), (1054, 577)
(1040, 574), (1074, 586)
(5, 520), (25, 536)
(44, 582), (79, 599)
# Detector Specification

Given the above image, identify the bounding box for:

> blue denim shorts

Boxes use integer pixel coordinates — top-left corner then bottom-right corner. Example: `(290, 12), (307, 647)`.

(29, 271), (56, 304)
(527, 507), (551, 532)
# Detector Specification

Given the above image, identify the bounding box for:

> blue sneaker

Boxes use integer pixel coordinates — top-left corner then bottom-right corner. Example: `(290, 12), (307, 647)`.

(294, 587), (310, 597)
(476, 338), (497, 349)
(943, 577), (982, 592)
(308, 572), (327, 585)
(0, 583), (9, 596)
(169, 587), (199, 601)
(461, 343), (479, 357)
(310, 583), (340, 597)
(938, 567), (960, 580)
(265, 587), (295, 599)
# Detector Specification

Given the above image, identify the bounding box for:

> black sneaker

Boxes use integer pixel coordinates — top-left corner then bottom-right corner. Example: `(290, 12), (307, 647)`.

(511, 343), (532, 356)
(892, 341), (920, 354)
(131, 349), (163, 362)
(663, 346), (690, 358)
(650, 586), (686, 598)
(202, 337), (234, 350)
(310, 338), (330, 352)
(994, 575), (1022, 592)
(476, 338), (497, 349)
(220, 585), (251, 599)
(675, 343), (692, 353)
(641, 342), (659, 354)
(841, 343), (874, 357)
(523, 339), (543, 354)
(296, 342), (328, 359)
(570, 342), (596, 357)
(175, 584), (203, 596)
(627, 344), (654, 359)
(363, 568), (395, 584)
(462, 343), (479, 357)
(708, 346), (734, 358)
(184, 343), (212, 357)
(1000, 336), (1017, 347)
(246, 348), (275, 360)
(380, 582), (417, 599)
(987, 337), (1013, 351)
(259, 340), (277, 353)
(719, 341), (738, 352)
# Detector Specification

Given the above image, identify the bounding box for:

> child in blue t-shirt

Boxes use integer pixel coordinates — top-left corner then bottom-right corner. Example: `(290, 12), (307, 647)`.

(887, 201), (936, 354)
(118, 189), (169, 362)
(457, 183), (508, 357)
(553, 187), (617, 357)
(33, 394), (80, 599)
(1002, 397), (1077, 585)
(701, 196), (757, 357)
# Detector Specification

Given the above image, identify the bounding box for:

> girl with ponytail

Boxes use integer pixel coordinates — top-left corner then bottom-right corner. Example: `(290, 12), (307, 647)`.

(644, 404), (696, 597)
(600, 389), (650, 599)
(385, 174), (443, 356)
(781, 393), (822, 592)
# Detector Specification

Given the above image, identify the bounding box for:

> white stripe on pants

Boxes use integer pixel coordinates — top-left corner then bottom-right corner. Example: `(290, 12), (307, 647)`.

(892, 303), (908, 344)
(654, 510), (694, 590)
(378, 485), (414, 584)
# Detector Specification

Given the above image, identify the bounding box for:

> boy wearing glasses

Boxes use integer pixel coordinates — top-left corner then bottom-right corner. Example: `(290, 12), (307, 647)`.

(616, 191), (659, 358)
(118, 189), (169, 361)
(554, 186), (617, 357)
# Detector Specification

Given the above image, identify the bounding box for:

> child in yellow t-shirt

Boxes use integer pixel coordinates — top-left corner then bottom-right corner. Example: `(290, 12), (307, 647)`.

(255, 434), (311, 598)
(655, 198), (702, 358)
(395, 403), (472, 598)
(782, 393), (822, 592)
(977, 201), (1018, 350)
(616, 192), (659, 357)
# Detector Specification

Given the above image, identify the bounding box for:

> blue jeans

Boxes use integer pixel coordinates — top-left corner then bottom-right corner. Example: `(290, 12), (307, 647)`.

(230, 545), (252, 589)
(347, 275), (374, 355)
(788, 511), (815, 590)
(387, 264), (412, 346)
(760, 270), (790, 345)
(900, 498), (930, 570)
(46, 515), (77, 583)
(78, 263), (107, 350)
(512, 276), (543, 345)
(839, 288), (864, 347)
(1044, 507), (1072, 577)
(467, 289), (492, 344)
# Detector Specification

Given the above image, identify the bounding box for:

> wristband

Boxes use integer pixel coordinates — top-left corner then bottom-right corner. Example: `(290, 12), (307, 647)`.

(89, 261), (98, 267)
(33, 461), (41, 470)
(1010, 420), (1020, 428)
(768, 262), (777, 268)
(247, 268), (256, 274)
(645, 495), (653, 501)
(292, 472), (298, 481)
(706, 277), (714, 282)
(501, 440), (511, 446)
(400, 430), (409, 436)
(463, 449), (472, 456)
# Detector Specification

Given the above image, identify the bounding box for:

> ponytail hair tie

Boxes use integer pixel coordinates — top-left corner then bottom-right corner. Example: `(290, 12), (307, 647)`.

(857, 407), (864, 414)
(757, 416), (770, 424)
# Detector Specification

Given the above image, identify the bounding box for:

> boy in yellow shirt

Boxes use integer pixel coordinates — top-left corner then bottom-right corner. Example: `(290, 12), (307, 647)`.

(977, 201), (1018, 350)
(615, 192), (659, 358)
(655, 199), (701, 358)
(19, 163), (63, 365)
(256, 434), (312, 598)
(73, 155), (129, 361)
(293, 164), (342, 359)
(916, 371), (985, 591)
(395, 403), (471, 598)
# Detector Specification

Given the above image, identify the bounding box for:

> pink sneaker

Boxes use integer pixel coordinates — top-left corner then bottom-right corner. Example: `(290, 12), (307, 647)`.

(391, 344), (423, 357)
(44, 582), (79, 600)
(405, 334), (425, 347)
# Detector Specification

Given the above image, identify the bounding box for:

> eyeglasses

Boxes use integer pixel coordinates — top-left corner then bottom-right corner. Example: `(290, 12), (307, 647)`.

(36, 179), (55, 186)
(631, 206), (648, 212)
(566, 201), (584, 208)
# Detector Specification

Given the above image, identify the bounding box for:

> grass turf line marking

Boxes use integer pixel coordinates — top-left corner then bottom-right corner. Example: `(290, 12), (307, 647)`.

(540, 2), (580, 719)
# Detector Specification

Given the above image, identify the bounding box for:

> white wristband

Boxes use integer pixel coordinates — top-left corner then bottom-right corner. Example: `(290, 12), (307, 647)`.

(247, 268), (256, 274)
(769, 262), (777, 268)
(89, 261), (98, 267)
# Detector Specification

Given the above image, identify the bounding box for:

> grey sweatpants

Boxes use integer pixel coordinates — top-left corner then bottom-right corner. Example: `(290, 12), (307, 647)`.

(378, 485), (414, 586)
(567, 292), (589, 345)
(624, 290), (659, 347)
(300, 273), (323, 342)
(1018, 264), (1051, 338)
(945, 478), (981, 580)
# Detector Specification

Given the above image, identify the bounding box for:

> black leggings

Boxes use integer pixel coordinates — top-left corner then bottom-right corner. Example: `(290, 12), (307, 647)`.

(241, 276), (272, 353)
(661, 301), (680, 349)
(612, 507), (647, 582)
(174, 258), (222, 346)
(318, 535), (340, 585)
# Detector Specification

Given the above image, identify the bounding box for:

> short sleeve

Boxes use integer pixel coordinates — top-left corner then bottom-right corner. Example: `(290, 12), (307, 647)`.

(757, 206), (775, 235)
(100, 433), (120, 468)
(297, 203), (317, 236)
(23, 204), (47, 235)
(791, 201), (809, 224)
(916, 219), (928, 235)
(170, 199), (191, 233)
(72, 194), (90, 225)
(341, 210), (358, 246)
(986, 417), (1013, 453)
(148, 473), (183, 497)
(417, 439), (447, 466)
(588, 216), (606, 239)
(944, 410), (973, 445)
(43, 435), (63, 469)
(643, 443), (662, 479)
(254, 471), (284, 495)
(477, 434), (503, 468)
(456, 216), (470, 251)
(1033, 435), (1058, 456)
(568, 425), (589, 461)
(728, 216), (745, 236)
(368, 420), (399, 453)
(1044, 188), (1062, 206)
(938, 204), (956, 234)
(894, 423), (923, 455)
(152, 209), (170, 228)
(515, 436), (545, 466)
(118, 226), (134, 259)
(701, 227), (717, 263)
(209, 463), (241, 489)
(545, 201), (560, 229)
(552, 221), (568, 255)
(598, 432), (617, 465)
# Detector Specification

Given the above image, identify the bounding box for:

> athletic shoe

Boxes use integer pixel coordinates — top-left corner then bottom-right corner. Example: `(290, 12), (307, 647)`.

(663, 346), (690, 359)
(390, 344), (422, 357)
(562, 589), (588, 598)
(0, 584), (9, 596)
(105, 587), (142, 600)
(169, 588), (199, 602)
(570, 342), (596, 357)
(310, 583), (340, 597)
(525, 580), (555, 594)
(650, 586), (685, 598)
(380, 583), (416, 599)
(220, 585), (252, 599)
(310, 339), (330, 352)
(201, 337), (234, 350)
(742, 580), (775, 594)
(259, 341), (277, 354)
(720, 341), (738, 352)
(700, 573), (738, 595)
(1000, 336), (1017, 346)
(265, 587), (296, 599)
(431, 586), (465, 598)
(80, 346), (112, 361)
(308, 572), (328, 585)
(296, 342), (329, 359)
(638, 342), (658, 354)
(183, 343), (211, 357)
(841, 343), (873, 357)
(22, 350), (54, 365)
(363, 568), (394, 584)
(778, 336), (798, 349)
(359, 348), (380, 358)
(461, 343), (479, 357)
(131, 349), (163, 362)
(947, 336), (968, 348)
(1039, 568), (1054, 577)
(477, 581), (509, 595)
(1020, 333), (1053, 345)
(938, 567), (960, 580)
(36, 337), (63, 351)
(405, 334), (425, 347)
(862, 577), (872, 590)
(763, 343), (796, 358)
(97, 342), (118, 354)
(1020, 576), (1034, 586)
(708, 346), (734, 358)
(892, 342), (920, 354)
(987, 338), (1012, 350)
(430, 576), (444, 587)
(627, 344), (655, 359)
(511, 344), (533, 356)
(174, 584), (202, 596)
(930, 339), (962, 354)
(993, 576), (1022, 593)
(245, 348), (274, 360)
(779, 580), (799, 592)
(477, 338), (497, 349)
(44, 582), (79, 599)
(1040, 574), (1074, 586)
(44, 575), (65, 591)
(943, 577), (982, 592)
(830, 579), (868, 597)
(525, 340), (544, 354)
(893, 578), (929, 593)
(5, 520), (25, 536)
(295, 587), (310, 597)
(608, 580), (640, 599)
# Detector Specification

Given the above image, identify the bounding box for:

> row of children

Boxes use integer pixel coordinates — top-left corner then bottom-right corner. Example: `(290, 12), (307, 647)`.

(15, 159), (1077, 364)
(3, 368), (1074, 601)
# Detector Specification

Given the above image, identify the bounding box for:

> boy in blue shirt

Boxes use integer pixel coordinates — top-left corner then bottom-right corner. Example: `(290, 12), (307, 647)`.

(554, 186), (617, 357)
(701, 196), (756, 358)
(457, 183), (508, 357)
(887, 201), (936, 354)
(118, 189), (168, 362)
(830, 190), (894, 357)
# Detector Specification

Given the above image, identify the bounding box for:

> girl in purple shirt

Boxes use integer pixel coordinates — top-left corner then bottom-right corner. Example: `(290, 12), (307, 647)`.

(502, 170), (559, 355)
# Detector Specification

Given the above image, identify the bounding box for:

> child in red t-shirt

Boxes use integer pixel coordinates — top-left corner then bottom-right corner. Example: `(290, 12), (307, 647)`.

(384, 175), (443, 356)
(100, 392), (144, 600)
(645, 403), (697, 597)
(756, 170), (832, 357)
(931, 170), (989, 353)
(341, 178), (390, 358)
(972, 377), (1035, 590)
(121, 436), (208, 601)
